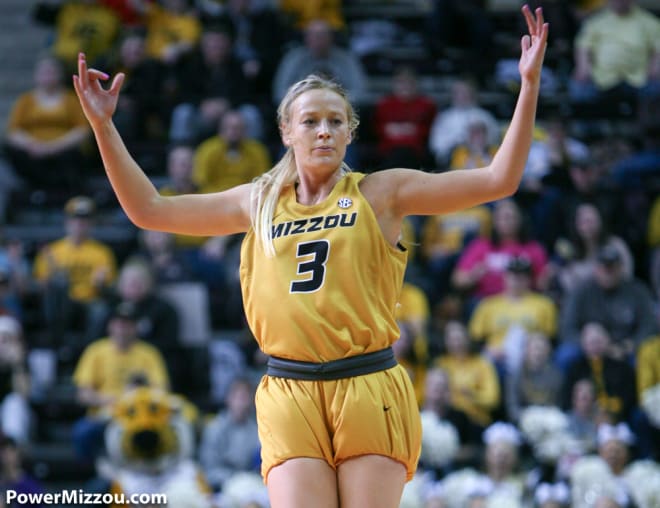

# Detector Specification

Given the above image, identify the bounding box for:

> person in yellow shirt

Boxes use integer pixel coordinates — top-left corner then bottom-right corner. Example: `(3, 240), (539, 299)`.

(4, 55), (90, 192)
(193, 110), (271, 194)
(394, 281), (431, 405)
(32, 0), (120, 72)
(278, 0), (345, 31)
(134, 0), (202, 65)
(468, 256), (557, 372)
(32, 196), (117, 349)
(434, 320), (500, 431)
(569, 0), (660, 106)
(71, 301), (170, 463)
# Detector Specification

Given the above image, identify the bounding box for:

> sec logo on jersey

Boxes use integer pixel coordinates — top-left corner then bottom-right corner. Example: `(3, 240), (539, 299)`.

(338, 197), (352, 209)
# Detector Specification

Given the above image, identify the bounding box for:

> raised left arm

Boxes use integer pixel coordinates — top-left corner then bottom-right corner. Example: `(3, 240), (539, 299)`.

(367, 5), (549, 219)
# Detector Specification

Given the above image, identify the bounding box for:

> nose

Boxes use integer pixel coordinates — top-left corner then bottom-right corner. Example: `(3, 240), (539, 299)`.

(317, 119), (331, 138)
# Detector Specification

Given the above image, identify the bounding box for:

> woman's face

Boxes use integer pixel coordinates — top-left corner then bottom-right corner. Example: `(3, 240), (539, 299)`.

(283, 89), (351, 175)
(34, 58), (62, 90)
(444, 321), (469, 355)
(575, 204), (602, 240)
(493, 200), (521, 238)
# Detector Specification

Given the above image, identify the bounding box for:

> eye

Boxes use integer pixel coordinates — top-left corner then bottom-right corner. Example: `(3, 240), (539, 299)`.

(303, 118), (315, 125)
(331, 119), (343, 126)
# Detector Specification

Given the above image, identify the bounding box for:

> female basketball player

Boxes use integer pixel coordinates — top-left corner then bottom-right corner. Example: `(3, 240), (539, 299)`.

(73, 6), (548, 506)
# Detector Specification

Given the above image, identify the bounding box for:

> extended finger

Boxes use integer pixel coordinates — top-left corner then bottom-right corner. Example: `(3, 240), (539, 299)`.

(535, 7), (545, 35)
(77, 53), (89, 89)
(522, 4), (536, 36)
(88, 69), (110, 81)
(108, 73), (125, 96)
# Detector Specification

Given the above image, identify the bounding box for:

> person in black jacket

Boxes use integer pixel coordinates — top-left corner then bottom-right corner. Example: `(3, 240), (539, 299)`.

(562, 321), (637, 424)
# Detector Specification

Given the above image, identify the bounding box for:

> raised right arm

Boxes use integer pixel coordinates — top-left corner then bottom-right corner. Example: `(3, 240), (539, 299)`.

(73, 53), (252, 237)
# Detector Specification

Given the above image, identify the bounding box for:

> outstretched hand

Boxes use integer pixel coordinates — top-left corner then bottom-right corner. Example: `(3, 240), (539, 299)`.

(519, 4), (549, 85)
(72, 52), (125, 129)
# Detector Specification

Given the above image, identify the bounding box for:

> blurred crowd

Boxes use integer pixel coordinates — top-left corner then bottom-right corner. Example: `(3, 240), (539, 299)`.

(1, 0), (660, 507)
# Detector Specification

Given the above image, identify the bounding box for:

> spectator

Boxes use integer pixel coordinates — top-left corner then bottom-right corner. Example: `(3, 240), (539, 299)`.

(197, 0), (289, 100)
(134, 229), (197, 284)
(558, 245), (657, 367)
(451, 198), (548, 304)
(95, 258), (181, 352)
(193, 110), (271, 194)
(649, 192), (660, 300)
(481, 422), (525, 503)
(468, 256), (558, 372)
(271, 19), (368, 106)
(199, 377), (260, 492)
(635, 330), (660, 459)
(447, 118), (498, 171)
(505, 332), (563, 423)
(569, 0), (660, 110)
(132, 0), (202, 65)
(32, 196), (117, 351)
(566, 378), (602, 454)
(32, 0), (121, 72)
(0, 236), (32, 310)
(0, 270), (21, 321)
(428, 78), (500, 168)
(372, 66), (437, 170)
(433, 320), (500, 432)
(561, 322), (637, 423)
(420, 205), (492, 303)
(597, 422), (635, 478)
(546, 202), (634, 301)
(94, 30), (170, 144)
(611, 124), (660, 191)
(422, 367), (481, 459)
(169, 23), (264, 144)
(532, 153), (625, 253)
(0, 317), (32, 445)
(4, 55), (91, 193)
(72, 301), (170, 463)
(392, 321), (428, 403)
(0, 436), (45, 507)
(157, 145), (208, 250)
(277, 0), (345, 32)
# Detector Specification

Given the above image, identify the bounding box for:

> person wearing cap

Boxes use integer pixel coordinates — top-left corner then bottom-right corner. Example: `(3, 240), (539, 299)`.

(558, 244), (657, 368)
(468, 255), (558, 372)
(0, 316), (32, 445)
(32, 195), (117, 348)
(71, 301), (169, 462)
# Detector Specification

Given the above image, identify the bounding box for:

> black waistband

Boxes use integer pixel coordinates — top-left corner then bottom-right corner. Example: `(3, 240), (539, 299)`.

(266, 347), (397, 381)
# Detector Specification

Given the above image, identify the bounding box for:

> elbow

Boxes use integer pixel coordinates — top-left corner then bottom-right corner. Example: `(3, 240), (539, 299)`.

(123, 194), (163, 230)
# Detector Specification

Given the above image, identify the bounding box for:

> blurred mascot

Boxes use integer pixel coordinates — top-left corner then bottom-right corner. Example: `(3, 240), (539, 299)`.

(104, 386), (214, 508)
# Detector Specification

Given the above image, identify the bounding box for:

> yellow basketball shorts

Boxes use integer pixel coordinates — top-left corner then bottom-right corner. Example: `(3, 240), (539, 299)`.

(255, 364), (422, 482)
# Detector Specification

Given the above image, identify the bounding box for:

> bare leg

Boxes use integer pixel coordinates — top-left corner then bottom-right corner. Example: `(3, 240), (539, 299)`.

(337, 454), (407, 508)
(267, 458), (339, 508)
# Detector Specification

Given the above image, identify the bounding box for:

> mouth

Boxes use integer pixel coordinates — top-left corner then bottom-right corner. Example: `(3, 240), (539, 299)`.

(314, 146), (334, 153)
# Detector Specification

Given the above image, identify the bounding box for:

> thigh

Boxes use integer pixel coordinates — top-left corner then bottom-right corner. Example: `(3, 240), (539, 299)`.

(267, 457), (338, 508)
(337, 454), (406, 508)
(255, 376), (335, 481)
(331, 365), (422, 481)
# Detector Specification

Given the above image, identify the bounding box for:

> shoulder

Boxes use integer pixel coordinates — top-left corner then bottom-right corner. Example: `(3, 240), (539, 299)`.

(82, 338), (111, 355)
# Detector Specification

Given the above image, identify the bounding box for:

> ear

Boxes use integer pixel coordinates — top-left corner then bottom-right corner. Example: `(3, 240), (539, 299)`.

(280, 124), (291, 147)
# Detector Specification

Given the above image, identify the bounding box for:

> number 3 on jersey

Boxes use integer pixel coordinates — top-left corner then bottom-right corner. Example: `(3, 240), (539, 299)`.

(290, 240), (330, 293)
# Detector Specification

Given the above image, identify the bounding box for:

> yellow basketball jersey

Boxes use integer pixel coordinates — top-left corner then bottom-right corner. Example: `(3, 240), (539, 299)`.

(240, 172), (407, 362)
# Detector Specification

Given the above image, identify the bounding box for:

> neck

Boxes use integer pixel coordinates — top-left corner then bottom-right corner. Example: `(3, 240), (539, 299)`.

(295, 169), (342, 206)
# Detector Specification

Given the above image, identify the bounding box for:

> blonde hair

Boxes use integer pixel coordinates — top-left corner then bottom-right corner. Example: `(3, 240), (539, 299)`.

(250, 75), (360, 256)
